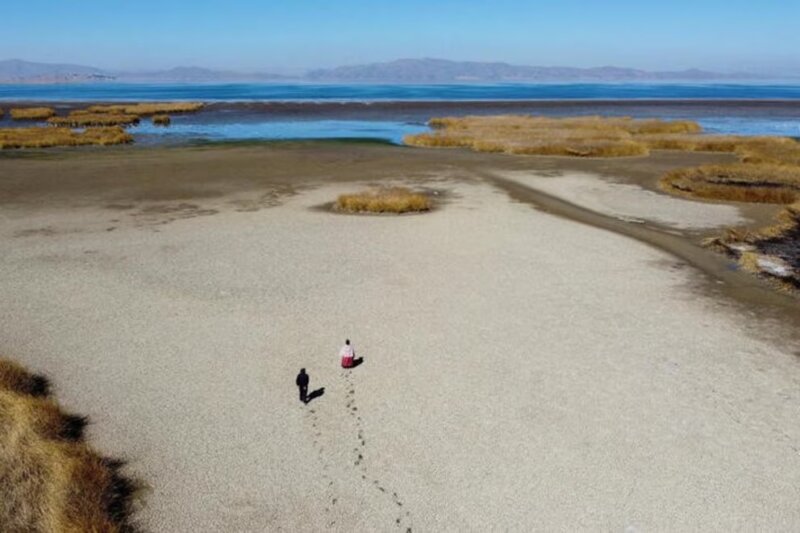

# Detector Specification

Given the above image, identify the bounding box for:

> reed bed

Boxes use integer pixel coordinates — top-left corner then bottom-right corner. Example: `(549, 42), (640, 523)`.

(152, 114), (171, 126)
(0, 126), (133, 149)
(10, 107), (57, 121)
(335, 187), (431, 214)
(406, 115), (800, 207)
(48, 111), (141, 128)
(0, 358), (139, 532)
(659, 136), (800, 207)
(87, 102), (204, 115)
(406, 115), (707, 158)
(661, 164), (800, 204)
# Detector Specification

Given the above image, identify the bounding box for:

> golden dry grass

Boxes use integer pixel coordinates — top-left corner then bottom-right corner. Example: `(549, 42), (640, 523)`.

(661, 164), (800, 204)
(335, 187), (432, 213)
(48, 111), (141, 128)
(406, 114), (800, 205)
(0, 358), (138, 532)
(152, 114), (171, 126)
(87, 102), (204, 116)
(10, 107), (57, 120)
(0, 126), (133, 149)
(658, 136), (800, 229)
(405, 115), (707, 158)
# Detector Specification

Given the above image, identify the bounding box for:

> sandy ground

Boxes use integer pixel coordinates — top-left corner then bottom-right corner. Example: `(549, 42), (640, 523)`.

(497, 170), (749, 231)
(1, 145), (800, 531)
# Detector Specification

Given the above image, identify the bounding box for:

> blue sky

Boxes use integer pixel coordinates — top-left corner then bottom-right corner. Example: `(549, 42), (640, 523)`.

(3, 0), (799, 74)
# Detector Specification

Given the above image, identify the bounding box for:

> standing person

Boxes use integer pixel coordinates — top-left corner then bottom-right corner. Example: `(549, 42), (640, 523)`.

(340, 339), (355, 368)
(296, 368), (309, 404)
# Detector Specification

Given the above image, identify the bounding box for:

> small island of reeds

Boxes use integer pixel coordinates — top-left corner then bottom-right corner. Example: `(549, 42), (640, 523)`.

(152, 114), (171, 126)
(0, 126), (133, 149)
(48, 111), (141, 128)
(10, 107), (57, 121)
(0, 101), (204, 149)
(335, 187), (432, 214)
(87, 102), (204, 115)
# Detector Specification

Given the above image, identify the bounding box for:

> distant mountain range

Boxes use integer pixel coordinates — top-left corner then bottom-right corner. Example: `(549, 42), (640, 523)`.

(0, 60), (285, 83)
(0, 58), (773, 84)
(306, 58), (760, 82)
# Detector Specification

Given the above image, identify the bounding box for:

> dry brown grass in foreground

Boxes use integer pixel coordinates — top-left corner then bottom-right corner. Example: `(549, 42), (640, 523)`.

(0, 126), (133, 149)
(0, 358), (139, 532)
(87, 102), (204, 115)
(335, 187), (432, 213)
(48, 111), (141, 128)
(10, 107), (57, 120)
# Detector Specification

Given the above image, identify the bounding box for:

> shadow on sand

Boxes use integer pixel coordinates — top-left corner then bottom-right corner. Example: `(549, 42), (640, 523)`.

(306, 388), (325, 403)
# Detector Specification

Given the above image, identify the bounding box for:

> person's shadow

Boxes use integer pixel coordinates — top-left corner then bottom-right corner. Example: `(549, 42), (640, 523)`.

(306, 387), (325, 403)
(351, 357), (364, 368)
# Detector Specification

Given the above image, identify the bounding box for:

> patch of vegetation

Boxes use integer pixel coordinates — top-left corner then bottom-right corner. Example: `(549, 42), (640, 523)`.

(152, 114), (171, 126)
(335, 187), (432, 214)
(0, 358), (140, 532)
(405, 115), (709, 157)
(10, 107), (57, 121)
(0, 126), (133, 149)
(48, 111), (141, 128)
(661, 164), (800, 204)
(87, 102), (204, 115)
(408, 114), (800, 290)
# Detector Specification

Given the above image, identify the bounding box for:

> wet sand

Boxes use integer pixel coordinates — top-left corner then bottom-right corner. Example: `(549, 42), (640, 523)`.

(1, 143), (799, 530)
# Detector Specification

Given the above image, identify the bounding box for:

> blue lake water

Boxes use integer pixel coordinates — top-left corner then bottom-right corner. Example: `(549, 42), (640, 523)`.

(132, 120), (428, 145)
(2, 82), (800, 101)
(2, 82), (800, 142)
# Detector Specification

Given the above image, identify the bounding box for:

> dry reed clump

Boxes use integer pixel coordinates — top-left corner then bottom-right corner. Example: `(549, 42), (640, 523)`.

(10, 107), (57, 120)
(0, 358), (139, 532)
(661, 164), (800, 204)
(87, 102), (204, 116)
(735, 137), (800, 166)
(48, 111), (141, 128)
(406, 115), (708, 158)
(152, 114), (171, 126)
(658, 136), (800, 203)
(0, 126), (133, 149)
(335, 187), (432, 214)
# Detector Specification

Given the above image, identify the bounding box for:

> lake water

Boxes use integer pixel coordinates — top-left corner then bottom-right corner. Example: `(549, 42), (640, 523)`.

(2, 82), (800, 142)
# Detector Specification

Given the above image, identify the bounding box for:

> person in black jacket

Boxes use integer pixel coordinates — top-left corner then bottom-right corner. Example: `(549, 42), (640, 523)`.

(296, 368), (310, 404)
